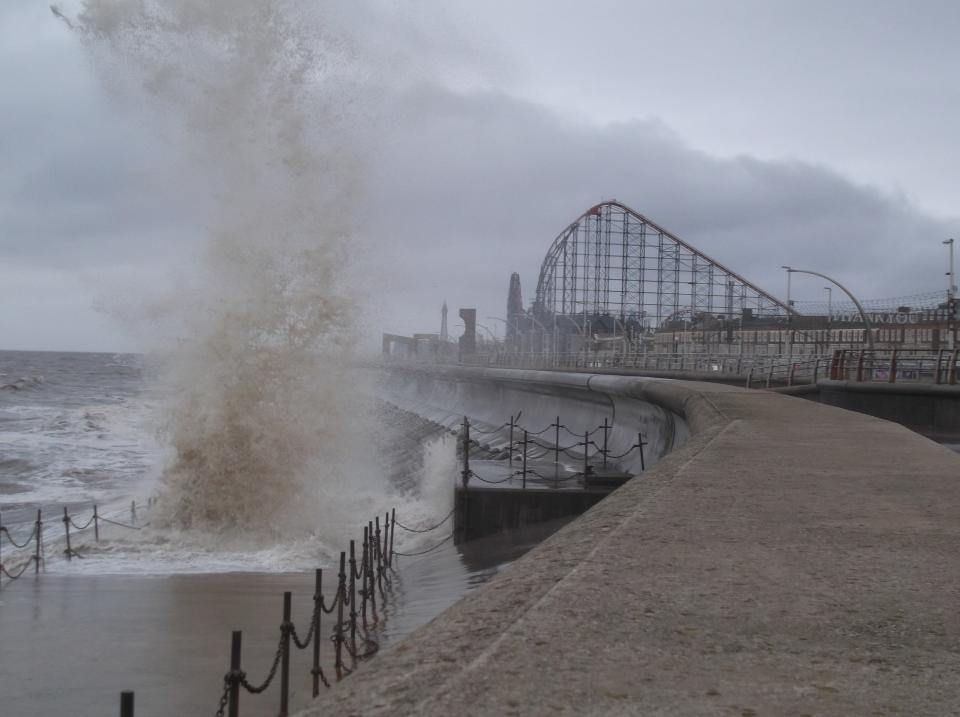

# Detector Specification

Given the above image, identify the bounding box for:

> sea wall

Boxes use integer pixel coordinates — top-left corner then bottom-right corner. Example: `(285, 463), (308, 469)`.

(301, 367), (960, 716)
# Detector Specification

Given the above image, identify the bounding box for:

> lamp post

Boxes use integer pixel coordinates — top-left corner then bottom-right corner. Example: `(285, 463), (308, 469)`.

(784, 267), (874, 350)
(945, 238), (956, 301)
(781, 266), (793, 357)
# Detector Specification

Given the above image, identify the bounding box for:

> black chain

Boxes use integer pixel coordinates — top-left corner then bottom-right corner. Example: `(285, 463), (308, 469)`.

(0, 525), (37, 549)
(0, 557), (35, 580)
(393, 508), (455, 533)
(68, 514), (96, 531)
(213, 677), (231, 717)
(392, 533), (453, 557)
(238, 634), (284, 694)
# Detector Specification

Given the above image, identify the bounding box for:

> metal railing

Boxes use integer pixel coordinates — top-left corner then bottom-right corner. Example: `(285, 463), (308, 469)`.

(459, 414), (647, 491)
(385, 347), (960, 389)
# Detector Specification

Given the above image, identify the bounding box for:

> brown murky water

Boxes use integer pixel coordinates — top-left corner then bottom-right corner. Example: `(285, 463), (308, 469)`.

(0, 520), (569, 717)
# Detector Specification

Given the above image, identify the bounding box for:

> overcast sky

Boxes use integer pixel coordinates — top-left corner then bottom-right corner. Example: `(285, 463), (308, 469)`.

(2, 0), (958, 351)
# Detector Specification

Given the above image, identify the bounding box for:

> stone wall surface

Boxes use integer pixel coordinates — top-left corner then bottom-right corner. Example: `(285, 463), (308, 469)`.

(299, 369), (960, 716)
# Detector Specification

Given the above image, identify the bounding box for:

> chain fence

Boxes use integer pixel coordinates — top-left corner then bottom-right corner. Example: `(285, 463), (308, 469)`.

(0, 500), (146, 588)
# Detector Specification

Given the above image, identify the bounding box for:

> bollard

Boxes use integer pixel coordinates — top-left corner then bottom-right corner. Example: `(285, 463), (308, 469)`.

(348, 540), (358, 661)
(34, 509), (42, 574)
(311, 569), (324, 696)
(120, 690), (134, 717)
(389, 508), (396, 568)
(228, 631), (242, 717)
(63, 507), (72, 561)
(280, 592), (291, 716)
(93, 505), (100, 542)
(335, 552), (346, 678)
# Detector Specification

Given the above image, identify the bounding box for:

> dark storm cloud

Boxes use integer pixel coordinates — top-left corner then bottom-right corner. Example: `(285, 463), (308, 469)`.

(366, 87), (954, 338)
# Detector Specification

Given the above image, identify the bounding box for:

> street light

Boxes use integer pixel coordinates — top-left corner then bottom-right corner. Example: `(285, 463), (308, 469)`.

(944, 238), (956, 301)
(784, 267), (874, 350)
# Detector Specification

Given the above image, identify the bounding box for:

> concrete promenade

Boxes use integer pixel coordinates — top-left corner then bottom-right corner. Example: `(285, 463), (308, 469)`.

(301, 373), (960, 715)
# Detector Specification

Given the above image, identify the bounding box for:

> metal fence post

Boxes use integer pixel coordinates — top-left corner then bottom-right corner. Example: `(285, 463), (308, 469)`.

(602, 417), (609, 468)
(335, 552), (346, 679)
(461, 416), (471, 487)
(228, 631), (242, 717)
(348, 540), (357, 661)
(120, 690), (134, 717)
(366, 522), (377, 615)
(280, 591), (291, 716)
(508, 414), (515, 468)
(311, 569), (323, 696)
(554, 416), (560, 468)
(62, 507), (71, 561)
(389, 508), (396, 568)
(34, 509), (42, 574)
(638, 432), (646, 471)
(521, 430), (528, 490)
(374, 517), (383, 593)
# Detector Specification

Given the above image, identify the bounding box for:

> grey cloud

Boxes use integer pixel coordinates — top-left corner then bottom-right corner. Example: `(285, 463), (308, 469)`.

(364, 87), (955, 338)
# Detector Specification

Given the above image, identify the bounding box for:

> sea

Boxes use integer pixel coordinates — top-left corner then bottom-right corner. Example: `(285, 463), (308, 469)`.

(0, 350), (557, 716)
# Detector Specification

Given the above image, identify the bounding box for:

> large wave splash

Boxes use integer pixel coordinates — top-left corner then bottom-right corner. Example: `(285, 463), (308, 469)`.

(69, 1), (393, 537)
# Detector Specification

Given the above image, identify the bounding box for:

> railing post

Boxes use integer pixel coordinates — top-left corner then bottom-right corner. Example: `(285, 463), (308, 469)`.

(366, 521), (377, 615)
(280, 591), (291, 716)
(554, 416), (560, 467)
(936, 349), (945, 384)
(311, 569), (324, 696)
(813, 357), (820, 383)
(888, 349), (898, 383)
(389, 508), (396, 568)
(602, 417), (609, 468)
(951, 349), (958, 385)
(93, 504), (100, 542)
(228, 630), (242, 717)
(383, 512), (390, 574)
(582, 429), (591, 477)
(348, 540), (357, 663)
(766, 363), (774, 388)
(745, 367), (753, 388)
(508, 414), (515, 468)
(374, 517), (383, 593)
(34, 509), (42, 574)
(788, 362), (796, 387)
(461, 416), (471, 488)
(120, 691), (134, 717)
(521, 430), (528, 490)
(637, 432), (646, 471)
(62, 507), (71, 561)
(335, 551), (346, 678)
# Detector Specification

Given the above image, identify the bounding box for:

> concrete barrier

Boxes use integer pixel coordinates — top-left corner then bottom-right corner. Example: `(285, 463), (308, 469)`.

(300, 368), (960, 716)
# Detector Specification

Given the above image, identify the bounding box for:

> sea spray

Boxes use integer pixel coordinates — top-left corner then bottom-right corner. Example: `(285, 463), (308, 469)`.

(67, 1), (395, 538)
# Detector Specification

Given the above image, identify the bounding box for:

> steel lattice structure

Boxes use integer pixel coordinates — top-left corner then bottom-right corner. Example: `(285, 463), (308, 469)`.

(532, 201), (793, 331)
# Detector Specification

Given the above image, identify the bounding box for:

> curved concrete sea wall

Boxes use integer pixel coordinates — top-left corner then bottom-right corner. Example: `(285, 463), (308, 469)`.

(378, 366), (691, 475)
(302, 368), (960, 716)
